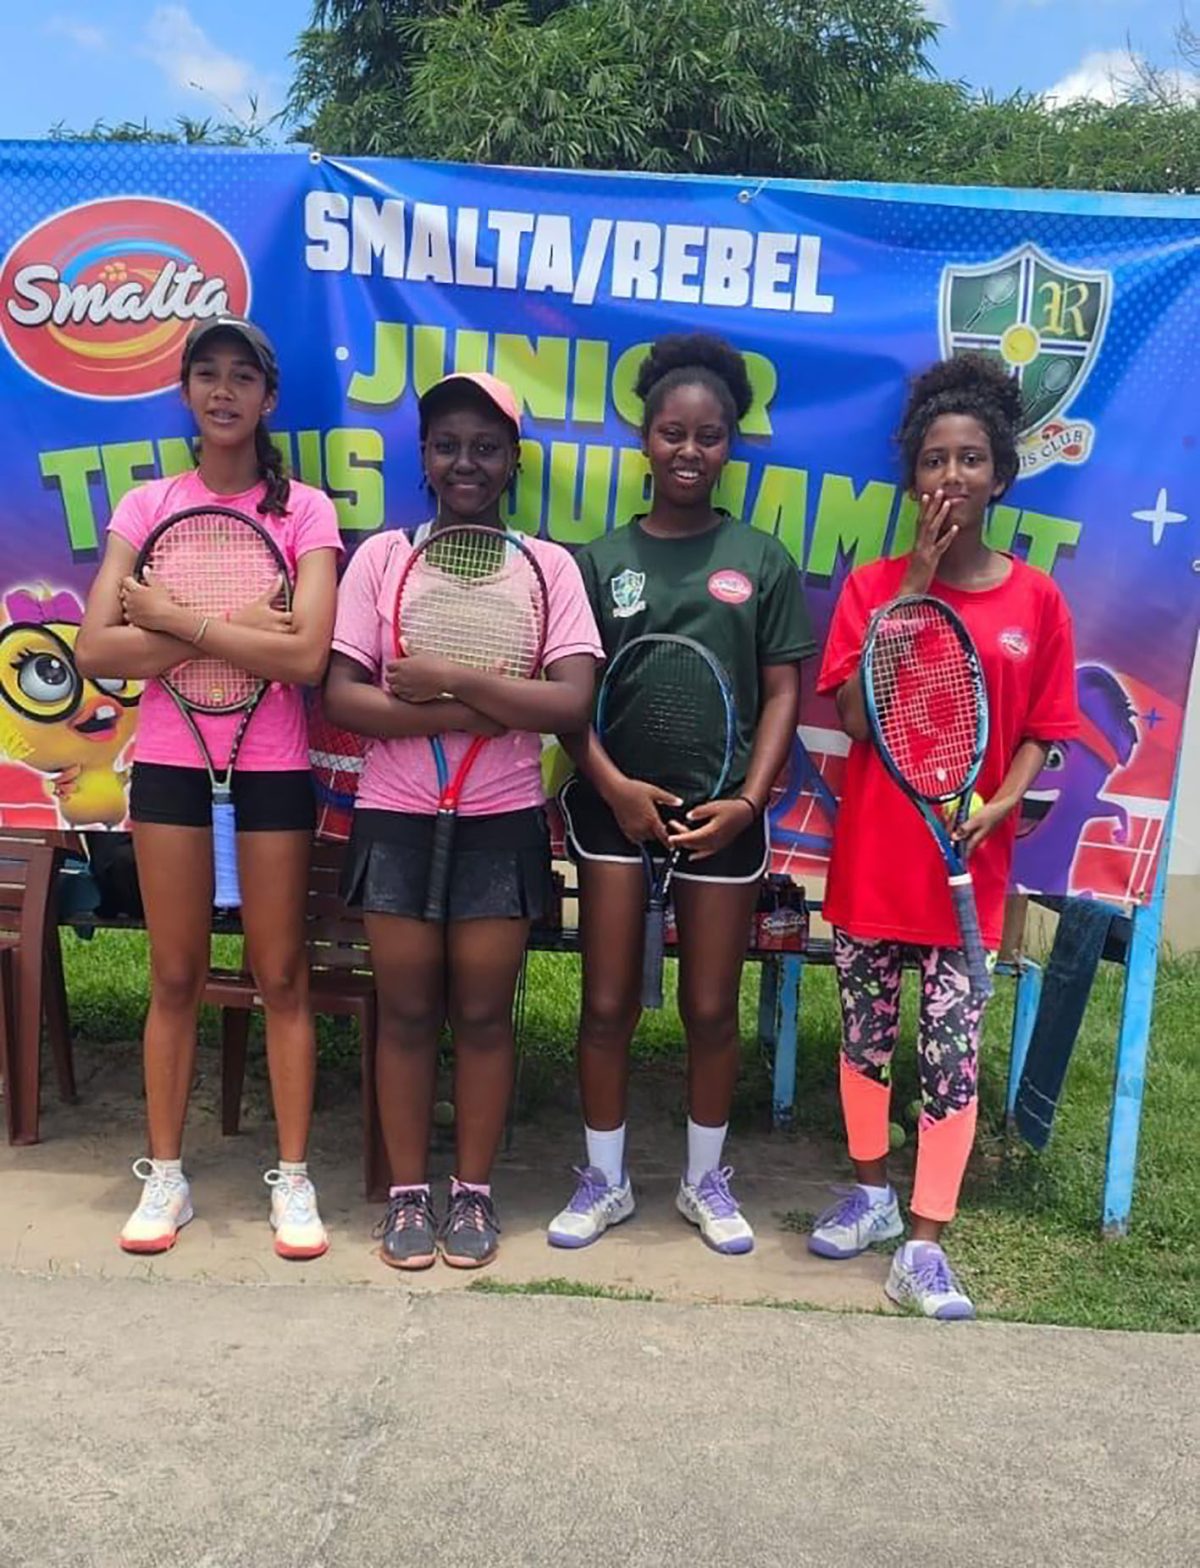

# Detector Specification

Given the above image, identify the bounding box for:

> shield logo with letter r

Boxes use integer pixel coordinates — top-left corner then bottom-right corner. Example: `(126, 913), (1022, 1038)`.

(939, 242), (1112, 472)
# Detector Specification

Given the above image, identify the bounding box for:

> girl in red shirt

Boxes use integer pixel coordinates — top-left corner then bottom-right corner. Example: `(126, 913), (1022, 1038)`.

(809, 355), (1077, 1318)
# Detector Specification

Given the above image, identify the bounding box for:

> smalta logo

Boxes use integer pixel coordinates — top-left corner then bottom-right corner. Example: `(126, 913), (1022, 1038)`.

(939, 242), (1112, 477)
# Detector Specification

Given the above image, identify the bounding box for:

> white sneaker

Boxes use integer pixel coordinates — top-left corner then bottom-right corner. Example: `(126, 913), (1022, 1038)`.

(547, 1166), (635, 1248)
(886, 1242), (976, 1320)
(119, 1157), (193, 1254)
(265, 1169), (329, 1260)
(808, 1185), (904, 1259)
(676, 1166), (755, 1255)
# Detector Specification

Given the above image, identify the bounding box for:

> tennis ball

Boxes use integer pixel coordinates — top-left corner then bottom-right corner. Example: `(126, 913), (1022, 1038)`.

(432, 1100), (456, 1128)
(906, 1098), (924, 1126)
(940, 791), (984, 826)
(888, 1122), (907, 1151)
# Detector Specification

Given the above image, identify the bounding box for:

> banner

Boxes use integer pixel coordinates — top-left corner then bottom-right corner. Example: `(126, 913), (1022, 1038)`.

(1, 141), (1197, 902)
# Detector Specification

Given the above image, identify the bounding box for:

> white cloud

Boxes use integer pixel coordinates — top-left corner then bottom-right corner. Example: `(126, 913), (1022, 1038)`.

(1045, 48), (1137, 105)
(45, 17), (108, 51)
(141, 4), (276, 119)
(1045, 47), (1200, 105)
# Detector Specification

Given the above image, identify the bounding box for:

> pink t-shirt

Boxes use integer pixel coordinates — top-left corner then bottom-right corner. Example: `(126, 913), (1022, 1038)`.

(108, 470), (343, 771)
(333, 529), (602, 815)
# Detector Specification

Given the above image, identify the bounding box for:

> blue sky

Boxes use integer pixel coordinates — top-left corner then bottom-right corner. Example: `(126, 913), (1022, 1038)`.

(0, 1), (1195, 143)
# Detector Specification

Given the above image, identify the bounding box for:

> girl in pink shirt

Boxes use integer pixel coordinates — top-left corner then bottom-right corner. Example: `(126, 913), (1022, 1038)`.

(77, 317), (342, 1260)
(325, 372), (602, 1270)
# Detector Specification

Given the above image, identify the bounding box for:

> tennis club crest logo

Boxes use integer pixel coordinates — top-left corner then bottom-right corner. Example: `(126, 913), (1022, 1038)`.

(610, 568), (646, 619)
(0, 197), (251, 400)
(939, 242), (1112, 477)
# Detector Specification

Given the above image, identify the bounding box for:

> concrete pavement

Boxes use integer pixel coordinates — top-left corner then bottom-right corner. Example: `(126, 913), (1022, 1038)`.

(0, 1271), (1196, 1568)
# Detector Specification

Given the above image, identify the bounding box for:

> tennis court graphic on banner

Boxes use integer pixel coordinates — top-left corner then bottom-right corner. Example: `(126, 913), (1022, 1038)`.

(0, 142), (1197, 905)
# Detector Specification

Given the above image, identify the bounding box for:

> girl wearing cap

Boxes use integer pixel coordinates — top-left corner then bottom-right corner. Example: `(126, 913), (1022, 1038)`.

(78, 317), (342, 1259)
(548, 334), (814, 1255)
(323, 371), (601, 1270)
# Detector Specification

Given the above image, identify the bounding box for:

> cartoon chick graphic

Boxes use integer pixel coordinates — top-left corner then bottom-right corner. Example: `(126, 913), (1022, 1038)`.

(0, 588), (140, 827)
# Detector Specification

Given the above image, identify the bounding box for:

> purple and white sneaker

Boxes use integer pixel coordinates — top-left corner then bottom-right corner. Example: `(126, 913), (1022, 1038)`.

(676, 1166), (755, 1255)
(885, 1242), (976, 1320)
(808, 1185), (904, 1259)
(547, 1166), (634, 1248)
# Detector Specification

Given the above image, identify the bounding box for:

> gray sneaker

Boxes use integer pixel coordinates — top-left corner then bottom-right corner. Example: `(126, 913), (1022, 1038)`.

(440, 1187), (501, 1269)
(374, 1188), (438, 1271)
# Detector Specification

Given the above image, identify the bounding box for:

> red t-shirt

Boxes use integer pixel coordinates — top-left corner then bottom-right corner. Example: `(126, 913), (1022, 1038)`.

(818, 555), (1079, 949)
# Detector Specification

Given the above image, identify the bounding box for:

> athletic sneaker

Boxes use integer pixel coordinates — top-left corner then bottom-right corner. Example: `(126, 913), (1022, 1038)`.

(676, 1166), (755, 1255)
(264, 1169), (329, 1261)
(547, 1166), (635, 1248)
(440, 1187), (501, 1269)
(808, 1184), (905, 1259)
(119, 1157), (193, 1254)
(885, 1242), (976, 1321)
(374, 1188), (438, 1271)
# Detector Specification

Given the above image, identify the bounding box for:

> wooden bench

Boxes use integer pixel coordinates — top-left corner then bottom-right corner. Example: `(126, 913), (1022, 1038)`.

(0, 836), (76, 1145)
(202, 839), (387, 1199)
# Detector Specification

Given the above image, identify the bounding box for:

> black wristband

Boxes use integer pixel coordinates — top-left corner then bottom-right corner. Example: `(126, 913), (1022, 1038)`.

(735, 793), (761, 821)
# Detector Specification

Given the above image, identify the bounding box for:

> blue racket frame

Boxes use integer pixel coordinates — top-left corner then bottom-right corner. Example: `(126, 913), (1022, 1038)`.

(862, 595), (993, 999)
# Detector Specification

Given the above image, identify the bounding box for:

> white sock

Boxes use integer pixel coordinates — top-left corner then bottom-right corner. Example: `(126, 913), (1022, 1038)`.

(152, 1158), (184, 1182)
(686, 1119), (728, 1187)
(861, 1182), (893, 1202)
(584, 1124), (626, 1189)
(278, 1159), (307, 1178)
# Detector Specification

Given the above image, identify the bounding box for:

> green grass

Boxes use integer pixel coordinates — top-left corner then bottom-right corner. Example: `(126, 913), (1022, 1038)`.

(60, 929), (1199, 1333)
(467, 1276), (658, 1303)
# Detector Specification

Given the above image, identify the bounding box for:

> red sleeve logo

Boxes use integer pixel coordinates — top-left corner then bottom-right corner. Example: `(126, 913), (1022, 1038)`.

(0, 197), (251, 400)
(707, 569), (753, 605)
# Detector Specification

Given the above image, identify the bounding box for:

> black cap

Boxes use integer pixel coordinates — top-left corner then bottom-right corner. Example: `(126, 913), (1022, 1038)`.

(182, 316), (278, 387)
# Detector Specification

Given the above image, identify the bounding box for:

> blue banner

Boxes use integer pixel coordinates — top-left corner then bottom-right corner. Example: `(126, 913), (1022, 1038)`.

(1, 141), (1197, 901)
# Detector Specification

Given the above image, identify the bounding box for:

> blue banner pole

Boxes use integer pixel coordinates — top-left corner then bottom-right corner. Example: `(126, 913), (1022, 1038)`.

(1101, 780), (1180, 1237)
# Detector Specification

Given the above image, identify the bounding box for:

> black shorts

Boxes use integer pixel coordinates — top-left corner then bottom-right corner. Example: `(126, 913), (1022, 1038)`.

(129, 762), (316, 832)
(559, 775), (769, 885)
(342, 806), (553, 922)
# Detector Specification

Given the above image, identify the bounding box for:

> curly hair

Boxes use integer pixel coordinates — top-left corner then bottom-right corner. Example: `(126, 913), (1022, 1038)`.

(634, 333), (754, 435)
(897, 354), (1024, 496)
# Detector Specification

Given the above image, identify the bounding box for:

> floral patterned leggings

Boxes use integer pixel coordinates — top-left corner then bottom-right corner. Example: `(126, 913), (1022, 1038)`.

(832, 928), (987, 1122)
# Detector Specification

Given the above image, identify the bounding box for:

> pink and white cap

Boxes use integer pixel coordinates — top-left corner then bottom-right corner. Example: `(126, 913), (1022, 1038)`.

(419, 371), (522, 435)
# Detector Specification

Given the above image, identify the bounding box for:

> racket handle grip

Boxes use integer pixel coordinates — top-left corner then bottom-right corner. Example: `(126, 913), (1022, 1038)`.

(212, 798), (241, 910)
(423, 811), (456, 923)
(641, 901), (666, 1011)
(949, 874), (993, 1001)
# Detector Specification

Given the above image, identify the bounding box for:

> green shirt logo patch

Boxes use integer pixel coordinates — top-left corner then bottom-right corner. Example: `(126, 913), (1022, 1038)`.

(610, 568), (646, 619)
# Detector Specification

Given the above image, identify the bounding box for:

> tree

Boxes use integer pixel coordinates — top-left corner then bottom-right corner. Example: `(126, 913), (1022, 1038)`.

(824, 80), (1200, 193)
(288, 0), (576, 153)
(289, 0), (938, 173)
(49, 115), (274, 148)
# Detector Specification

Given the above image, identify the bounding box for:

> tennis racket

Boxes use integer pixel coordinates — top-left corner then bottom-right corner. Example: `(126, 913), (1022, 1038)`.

(392, 524), (549, 922)
(135, 505), (291, 909)
(594, 634), (737, 1009)
(861, 595), (992, 999)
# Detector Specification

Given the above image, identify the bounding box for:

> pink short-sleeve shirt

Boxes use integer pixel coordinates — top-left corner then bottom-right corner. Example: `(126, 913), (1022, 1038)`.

(332, 529), (602, 816)
(108, 470), (343, 771)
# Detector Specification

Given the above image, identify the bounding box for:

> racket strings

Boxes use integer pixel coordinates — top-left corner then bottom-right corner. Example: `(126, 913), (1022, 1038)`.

(145, 512), (284, 711)
(602, 643), (734, 802)
(398, 535), (545, 678)
(871, 607), (980, 798)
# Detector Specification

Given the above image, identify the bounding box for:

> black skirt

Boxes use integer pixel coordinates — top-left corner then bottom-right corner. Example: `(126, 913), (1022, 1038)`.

(341, 806), (553, 922)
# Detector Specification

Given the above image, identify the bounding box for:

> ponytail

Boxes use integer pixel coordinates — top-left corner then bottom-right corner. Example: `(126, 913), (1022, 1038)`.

(254, 420), (290, 517)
